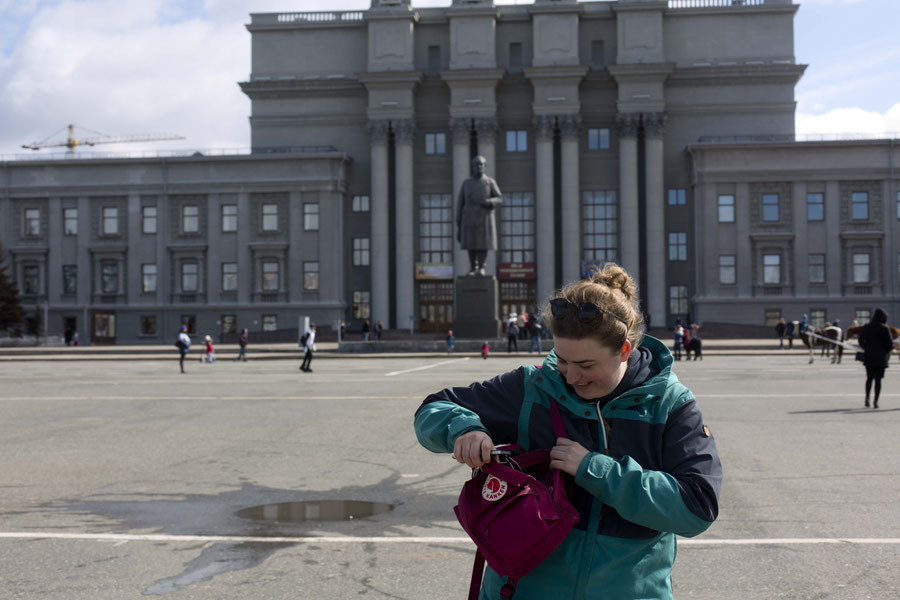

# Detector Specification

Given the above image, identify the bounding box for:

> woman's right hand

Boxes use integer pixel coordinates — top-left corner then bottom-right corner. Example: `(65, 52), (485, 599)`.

(453, 430), (494, 469)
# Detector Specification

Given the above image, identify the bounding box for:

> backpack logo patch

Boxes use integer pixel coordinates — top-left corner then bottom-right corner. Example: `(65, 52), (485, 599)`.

(482, 475), (508, 502)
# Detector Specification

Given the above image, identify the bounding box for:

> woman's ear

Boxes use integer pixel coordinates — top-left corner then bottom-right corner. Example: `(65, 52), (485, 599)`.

(619, 340), (632, 362)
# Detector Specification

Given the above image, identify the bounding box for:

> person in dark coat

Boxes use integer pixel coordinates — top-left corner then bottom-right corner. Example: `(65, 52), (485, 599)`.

(775, 318), (786, 349)
(785, 320), (795, 349)
(858, 308), (893, 409)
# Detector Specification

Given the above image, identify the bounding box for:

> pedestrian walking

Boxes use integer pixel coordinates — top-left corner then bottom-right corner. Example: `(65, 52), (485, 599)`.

(506, 322), (519, 353)
(480, 340), (491, 359)
(528, 312), (543, 354)
(72, 331), (79, 346)
(446, 329), (455, 354)
(375, 320), (383, 341)
(175, 325), (191, 373)
(859, 308), (893, 409)
(362, 319), (370, 341)
(413, 263), (722, 600)
(299, 324), (316, 372)
(775, 318), (786, 349)
(202, 335), (216, 363)
(236, 328), (248, 361)
(517, 312), (527, 340)
(673, 324), (684, 361)
(64, 326), (73, 346)
(785, 320), (795, 349)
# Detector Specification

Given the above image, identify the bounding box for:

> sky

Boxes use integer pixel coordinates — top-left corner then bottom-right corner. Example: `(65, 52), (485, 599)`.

(0, 0), (897, 158)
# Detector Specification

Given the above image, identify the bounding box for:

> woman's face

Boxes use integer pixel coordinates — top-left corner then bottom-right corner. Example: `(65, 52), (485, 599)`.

(553, 336), (631, 400)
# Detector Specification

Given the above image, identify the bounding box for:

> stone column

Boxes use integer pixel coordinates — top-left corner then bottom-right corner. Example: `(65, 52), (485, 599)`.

(393, 119), (416, 330)
(616, 113), (640, 281)
(475, 117), (499, 276)
(644, 112), (666, 328)
(560, 114), (582, 285)
(368, 120), (391, 330)
(450, 117), (471, 280)
(534, 115), (556, 304)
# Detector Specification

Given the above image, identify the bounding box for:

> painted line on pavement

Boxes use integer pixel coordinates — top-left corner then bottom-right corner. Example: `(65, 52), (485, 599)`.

(386, 357), (470, 377)
(0, 532), (898, 546)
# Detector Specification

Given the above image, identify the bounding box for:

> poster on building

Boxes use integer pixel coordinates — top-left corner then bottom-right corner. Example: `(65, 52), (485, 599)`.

(415, 263), (454, 280)
(498, 262), (536, 280)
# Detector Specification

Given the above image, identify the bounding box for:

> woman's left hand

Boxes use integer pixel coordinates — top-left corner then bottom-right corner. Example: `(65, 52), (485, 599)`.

(549, 437), (590, 476)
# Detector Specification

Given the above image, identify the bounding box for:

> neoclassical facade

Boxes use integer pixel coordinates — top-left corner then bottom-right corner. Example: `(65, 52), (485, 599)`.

(1, 0), (897, 343)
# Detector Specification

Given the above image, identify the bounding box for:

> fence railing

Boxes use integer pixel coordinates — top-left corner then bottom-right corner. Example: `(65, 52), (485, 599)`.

(668, 0), (768, 8)
(696, 133), (900, 144)
(273, 11), (364, 24)
(1, 145), (340, 162)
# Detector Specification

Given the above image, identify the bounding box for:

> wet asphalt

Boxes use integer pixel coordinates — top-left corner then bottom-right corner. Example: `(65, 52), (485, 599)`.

(0, 351), (898, 599)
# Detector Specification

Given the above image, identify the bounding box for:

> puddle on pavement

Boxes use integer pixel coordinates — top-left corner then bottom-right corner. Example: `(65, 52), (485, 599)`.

(237, 500), (394, 524)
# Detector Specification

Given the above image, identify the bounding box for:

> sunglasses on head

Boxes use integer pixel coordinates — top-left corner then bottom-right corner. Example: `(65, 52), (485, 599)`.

(549, 298), (628, 326)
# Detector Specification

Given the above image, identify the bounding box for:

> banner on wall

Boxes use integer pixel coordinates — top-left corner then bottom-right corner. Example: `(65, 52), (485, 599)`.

(415, 263), (454, 280)
(498, 262), (536, 280)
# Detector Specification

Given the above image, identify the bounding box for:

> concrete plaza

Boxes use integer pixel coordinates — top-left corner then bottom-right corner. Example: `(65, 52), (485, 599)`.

(0, 351), (898, 599)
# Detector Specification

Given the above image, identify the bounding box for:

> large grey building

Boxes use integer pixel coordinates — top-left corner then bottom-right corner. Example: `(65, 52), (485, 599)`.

(1, 0), (897, 344)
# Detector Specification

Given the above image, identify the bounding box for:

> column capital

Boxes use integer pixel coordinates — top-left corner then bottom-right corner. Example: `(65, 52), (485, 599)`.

(393, 119), (416, 143)
(615, 113), (640, 138)
(449, 117), (471, 144)
(367, 120), (391, 144)
(559, 114), (582, 140)
(473, 117), (498, 139)
(533, 114), (556, 141)
(643, 112), (667, 139)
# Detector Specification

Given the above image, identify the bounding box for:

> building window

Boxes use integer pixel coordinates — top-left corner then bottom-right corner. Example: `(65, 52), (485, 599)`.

(718, 195), (735, 223)
(591, 39), (605, 67)
(508, 42), (522, 70)
(262, 261), (280, 291)
(667, 189), (686, 206)
(427, 44), (441, 75)
(583, 191), (617, 262)
(303, 261), (319, 291)
(719, 255), (736, 285)
(763, 254), (780, 285)
(762, 194), (779, 222)
(64, 208), (78, 235)
(668, 232), (687, 261)
(262, 314), (277, 332)
(587, 128), (610, 151)
(22, 265), (40, 295)
(222, 263), (237, 292)
(352, 195), (370, 212)
(102, 207), (118, 235)
(304, 203), (319, 231)
(807, 193), (824, 221)
(506, 130), (527, 153)
(419, 194), (453, 264)
(141, 315), (157, 336)
(500, 192), (535, 264)
(262, 203), (278, 231)
(855, 309), (871, 325)
(852, 253), (870, 283)
(222, 204), (237, 232)
(181, 262), (198, 292)
(810, 309), (826, 330)
(62, 265), (77, 294)
(424, 132), (446, 155)
(101, 263), (118, 294)
(24, 208), (40, 236)
(221, 314), (237, 334)
(353, 237), (371, 266)
(180, 315), (196, 334)
(808, 254), (825, 284)
(851, 191), (868, 220)
(353, 290), (371, 319)
(669, 285), (688, 317)
(182, 205), (199, 233)
(142, 264), (157, 293)
(142, 206), (157, 234)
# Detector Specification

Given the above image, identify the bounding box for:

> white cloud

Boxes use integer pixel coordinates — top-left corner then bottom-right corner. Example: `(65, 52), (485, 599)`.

(796, 103), (900, 136)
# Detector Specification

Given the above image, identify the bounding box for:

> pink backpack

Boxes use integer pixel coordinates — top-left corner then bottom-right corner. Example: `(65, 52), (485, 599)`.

(454, 399), (580, 600)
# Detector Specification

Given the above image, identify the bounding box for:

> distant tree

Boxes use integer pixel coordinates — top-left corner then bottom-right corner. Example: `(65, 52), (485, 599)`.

(0, 241), (25, 335)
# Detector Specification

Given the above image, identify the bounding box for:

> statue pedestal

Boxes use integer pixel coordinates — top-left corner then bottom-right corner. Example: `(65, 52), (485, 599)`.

(454, 276), (503, 339)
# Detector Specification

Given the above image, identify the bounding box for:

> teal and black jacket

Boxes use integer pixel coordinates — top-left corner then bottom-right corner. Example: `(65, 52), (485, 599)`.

(414, 336), (722, 600)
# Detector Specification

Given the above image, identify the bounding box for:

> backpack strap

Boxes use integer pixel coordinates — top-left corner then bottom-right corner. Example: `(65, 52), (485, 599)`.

(548, 398), (568, 439)
(468, 549), (485, 600)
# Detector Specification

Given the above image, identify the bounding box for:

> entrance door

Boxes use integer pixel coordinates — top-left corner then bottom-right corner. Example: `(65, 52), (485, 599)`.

(92, 311), (117, 345)
(418, 281), (453, 333)
(499, 280), (537, 323)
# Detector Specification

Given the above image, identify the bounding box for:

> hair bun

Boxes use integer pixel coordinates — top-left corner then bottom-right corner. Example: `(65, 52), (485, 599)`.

(592, 264), (636, 300)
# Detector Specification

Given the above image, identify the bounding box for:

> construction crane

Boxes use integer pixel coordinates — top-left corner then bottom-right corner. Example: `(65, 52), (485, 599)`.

(22, 124), (185, 151)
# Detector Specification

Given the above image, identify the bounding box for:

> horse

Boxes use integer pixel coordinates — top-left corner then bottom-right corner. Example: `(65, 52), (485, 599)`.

(801, 326), (843, 364)
(684, 324), (702, 361)
(845, 324), (900, 362)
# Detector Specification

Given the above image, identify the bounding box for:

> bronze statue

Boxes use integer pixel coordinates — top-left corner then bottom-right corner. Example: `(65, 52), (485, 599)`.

(456, 155), (502, 276)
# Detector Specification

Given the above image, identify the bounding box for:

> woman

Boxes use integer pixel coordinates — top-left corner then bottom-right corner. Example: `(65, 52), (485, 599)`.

(414, 264), (722, 599)
(859, 308), (893, 409)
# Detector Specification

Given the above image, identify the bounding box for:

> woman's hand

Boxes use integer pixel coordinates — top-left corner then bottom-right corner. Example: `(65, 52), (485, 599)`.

(550, 437), (590, 476)
(453, 430), (494, 469)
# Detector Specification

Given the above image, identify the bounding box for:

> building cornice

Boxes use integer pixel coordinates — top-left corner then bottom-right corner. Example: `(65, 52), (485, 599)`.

(356, 71), (423, 88)
(527, 3), (583, 16)
(607, 63), (676, 80)
(523, 65), (590, 83)
(239, 78), (364, 100)
(440, 68), (506, 84)
(839, 231), (885, 240)
(612, 1), (667, 13)
(668, 63), (807, 87)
